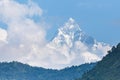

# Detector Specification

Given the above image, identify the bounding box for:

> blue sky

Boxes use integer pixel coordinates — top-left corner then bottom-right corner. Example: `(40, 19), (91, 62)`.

(1, 0), (120, 45)
(33, 0), (120, 45)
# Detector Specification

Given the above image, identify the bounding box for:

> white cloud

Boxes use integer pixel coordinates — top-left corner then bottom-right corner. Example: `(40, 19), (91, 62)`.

(0, 0), (46, 64)
(0, 28), (7, 42)
(0, 0), (42, 22)
(0, 0), (111, 69)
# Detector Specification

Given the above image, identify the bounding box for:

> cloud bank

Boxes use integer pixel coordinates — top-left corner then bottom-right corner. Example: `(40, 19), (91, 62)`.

(0, 0), (111, 69)
(0, 0), (46, 65)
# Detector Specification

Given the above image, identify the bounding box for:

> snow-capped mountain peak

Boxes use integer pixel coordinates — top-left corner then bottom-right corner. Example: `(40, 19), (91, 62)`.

(47, 18), (111, 69)
(59, 18), (82, 34)
(49, 18), (82, 48)
(49, 18), (95, 48)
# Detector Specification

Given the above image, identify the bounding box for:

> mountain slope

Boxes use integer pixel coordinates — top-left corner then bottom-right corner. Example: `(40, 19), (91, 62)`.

(0, 62), (95, 80)
(78, 43), (120, 80)
(46, 18), (111, 69)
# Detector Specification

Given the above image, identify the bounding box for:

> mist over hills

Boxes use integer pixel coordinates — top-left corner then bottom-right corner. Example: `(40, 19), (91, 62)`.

(0, 43), (120, 80)
(0, 18), (111, 69)
(0, 0), (119, 80)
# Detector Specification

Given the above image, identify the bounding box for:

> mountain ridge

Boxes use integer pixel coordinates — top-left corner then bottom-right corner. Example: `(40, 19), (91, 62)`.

(78, 43), (120, 80)
(0, 61), (96, 80)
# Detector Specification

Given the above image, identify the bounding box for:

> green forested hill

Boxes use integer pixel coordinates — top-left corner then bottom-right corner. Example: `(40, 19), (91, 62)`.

(0, 61), (95, 80)
(78, 43), (120, 80)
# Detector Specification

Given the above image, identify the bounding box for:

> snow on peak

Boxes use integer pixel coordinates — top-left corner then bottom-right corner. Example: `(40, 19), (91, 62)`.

(69, 18), (74, 23)
(46, 18), (111, 69)
(49, 18), (84, 48)
(50, 18), (95, 49)
(61, 18), (81, 32)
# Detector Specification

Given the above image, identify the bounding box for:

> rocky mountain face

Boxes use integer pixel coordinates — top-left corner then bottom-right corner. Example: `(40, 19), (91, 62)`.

(47, 18), (111, 67)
